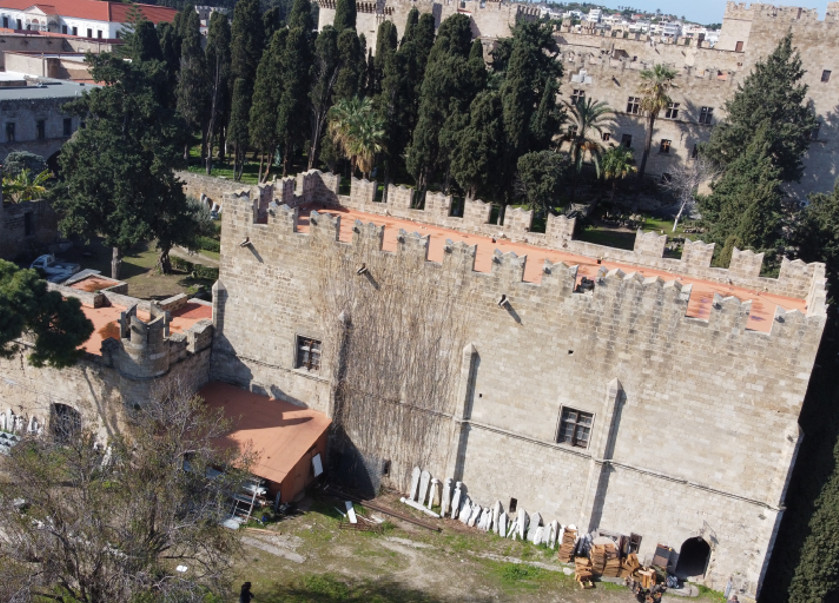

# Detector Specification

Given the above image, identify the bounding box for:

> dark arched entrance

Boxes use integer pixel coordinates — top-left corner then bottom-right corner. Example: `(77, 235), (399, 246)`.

(51, 403), (81, 443)
(675, 536), (711, 578)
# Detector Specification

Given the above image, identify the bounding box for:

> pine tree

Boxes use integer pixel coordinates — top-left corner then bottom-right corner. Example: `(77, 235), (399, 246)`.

(701, 124), (786, 259)
(703, 33), (817, 182)
(333, 0), (357, 32)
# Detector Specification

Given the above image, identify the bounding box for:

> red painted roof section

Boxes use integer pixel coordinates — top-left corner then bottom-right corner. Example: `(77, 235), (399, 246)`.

(201, 382), (332, 485)
(0, 1), (176, 24)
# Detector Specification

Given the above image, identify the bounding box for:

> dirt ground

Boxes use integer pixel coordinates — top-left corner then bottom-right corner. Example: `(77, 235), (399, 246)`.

(227, 492), (724, 603)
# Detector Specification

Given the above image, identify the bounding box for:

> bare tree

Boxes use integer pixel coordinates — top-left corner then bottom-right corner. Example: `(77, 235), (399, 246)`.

(0, 381), (252, 603)
(315, 232), (478, 490)
(661, 156), (720, 232)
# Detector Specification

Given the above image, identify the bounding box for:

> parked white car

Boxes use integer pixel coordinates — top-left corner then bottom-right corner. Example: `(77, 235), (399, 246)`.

(30, 254), (81, 283)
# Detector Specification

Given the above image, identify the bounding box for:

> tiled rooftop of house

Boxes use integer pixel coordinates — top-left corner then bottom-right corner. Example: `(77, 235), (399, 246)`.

(297, 206), (807, 333)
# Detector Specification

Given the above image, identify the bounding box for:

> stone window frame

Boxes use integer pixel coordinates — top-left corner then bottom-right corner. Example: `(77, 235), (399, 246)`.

(698, 106), (714, 125)
(556, 405), (594, 449)
(571, 89), (585, 104)
(294, 334), (322, 372)
(664, 102), (680, 120)
(659, 139), (672, 154)
(36, 118), (46, 140)
(626, 96), (641, 114)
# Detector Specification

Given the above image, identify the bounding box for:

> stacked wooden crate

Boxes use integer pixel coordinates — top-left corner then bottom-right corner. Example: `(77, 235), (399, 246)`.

(589, 537), (621, 577)
(557, 527), (577, 563)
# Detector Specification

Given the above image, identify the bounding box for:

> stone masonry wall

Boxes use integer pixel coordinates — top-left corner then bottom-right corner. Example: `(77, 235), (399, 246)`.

(213, 188), (827, 598)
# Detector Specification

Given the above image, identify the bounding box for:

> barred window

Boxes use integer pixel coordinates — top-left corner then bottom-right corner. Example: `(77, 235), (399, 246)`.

(557, 407), (593, 448)
(296, 336), (321, 371)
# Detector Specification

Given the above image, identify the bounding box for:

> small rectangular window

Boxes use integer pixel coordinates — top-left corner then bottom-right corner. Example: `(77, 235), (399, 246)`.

(87, 28), (92, 38)
(699, 106), (714, 125)
(571, 89), (585, 104)
(72, 26), (78, 36)
(296, 336), (321, 371)
(509, 497), (518, 513)
(660, 139), (671, 153)
(2, 16), (9, 28)
(620, 133), (632, 148)
(5, 122), (15, 142)
(63, 117), (72, 137)
(16, 19), (22, 30)
(558, 407), (593, 448)
(822, 69), (831, 82)
(735, 40), (744, 52)
(36, 119), (45, 140)
(601, 132), (611, 142)
(97, 30), (103, 39)
(62, 25), (67, 34)
(665, 102), (680, 119)
(626, 96), (640, 114)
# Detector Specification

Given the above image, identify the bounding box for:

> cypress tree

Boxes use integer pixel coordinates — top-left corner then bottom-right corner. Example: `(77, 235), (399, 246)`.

(229, 0), (265, 179)
(370, 21), (397, 99)
(334, 30), (366, 102)
(249, 30), (287, 181)
(175, 7), (209, 161)
(204, 10), (231, 170)
(333, 0), (356, 32)
(451, 90), (504, 199)
(277, 23), (314, 176)
(309, 26), (341, 169)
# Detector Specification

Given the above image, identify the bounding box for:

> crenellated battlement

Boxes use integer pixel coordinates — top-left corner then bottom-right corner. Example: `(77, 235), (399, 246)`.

(221, 188), (826, 337)
(206, 170), (827, 308)
(724, 1), (825, 23)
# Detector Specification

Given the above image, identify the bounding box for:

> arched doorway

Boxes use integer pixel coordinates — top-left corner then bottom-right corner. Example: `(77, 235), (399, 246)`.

(51, 403), (81, 443)
(675, 536), (711, 578)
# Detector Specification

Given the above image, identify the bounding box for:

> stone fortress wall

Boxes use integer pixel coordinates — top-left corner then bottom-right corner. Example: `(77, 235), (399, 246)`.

(315, 0), (839, 199)
(0, 284), (213, 444)
(204, 168), (827, 599)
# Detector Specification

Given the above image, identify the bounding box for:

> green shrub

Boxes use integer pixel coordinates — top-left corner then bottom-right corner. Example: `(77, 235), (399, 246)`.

(196, 236), (220, 253)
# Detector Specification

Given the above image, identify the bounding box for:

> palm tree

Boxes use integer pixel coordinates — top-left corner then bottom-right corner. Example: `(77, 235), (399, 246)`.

(2, 169), (51, 203)
(327, 96), (386, 179)
(565, 98), (615, 178)
(637, 63), (677, 179)
(601, 145), (637, 200)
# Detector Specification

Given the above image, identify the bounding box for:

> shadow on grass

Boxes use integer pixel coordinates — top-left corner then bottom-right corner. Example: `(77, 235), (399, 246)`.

(576, 228), (636, 250)
(255, 574), (464, 603)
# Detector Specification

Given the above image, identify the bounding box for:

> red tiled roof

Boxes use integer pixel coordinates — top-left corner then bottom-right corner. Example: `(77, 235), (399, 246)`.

(0, 1), (176, 24)
(201, 382), (332, 486)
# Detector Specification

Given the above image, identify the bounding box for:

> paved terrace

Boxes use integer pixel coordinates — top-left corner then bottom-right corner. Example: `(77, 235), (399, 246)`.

(297, 206), (807, 333)
(79, 301), (212, 355)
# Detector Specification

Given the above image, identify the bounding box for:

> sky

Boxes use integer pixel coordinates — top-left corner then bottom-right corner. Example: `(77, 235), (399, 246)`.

(586, 0), (830, 26)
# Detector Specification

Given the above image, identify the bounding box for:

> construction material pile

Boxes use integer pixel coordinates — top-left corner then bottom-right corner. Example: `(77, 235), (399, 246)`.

(590, 537), (621, 577)
(558, 526), (578, 563)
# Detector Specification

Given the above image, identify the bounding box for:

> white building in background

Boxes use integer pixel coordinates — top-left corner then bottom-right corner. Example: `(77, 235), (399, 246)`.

(586, 8), (602, 23)
(0, 0), (176, 39)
